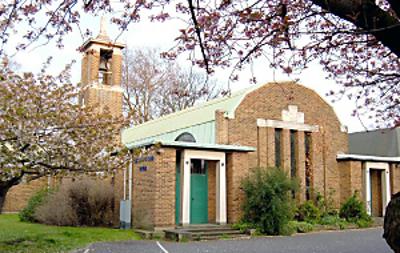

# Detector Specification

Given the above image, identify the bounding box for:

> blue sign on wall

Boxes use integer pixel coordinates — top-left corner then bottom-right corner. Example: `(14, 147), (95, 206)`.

(139, 166), (147, 172)
(134, 155), (155, 164)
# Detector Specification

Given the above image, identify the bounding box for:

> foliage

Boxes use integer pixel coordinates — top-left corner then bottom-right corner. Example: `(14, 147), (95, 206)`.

(315, 191), (338, 217)
(296, 201), (320, 224)
(1, 1), (399, 126)
(319, 214), (349, 229)
(122, 48), (220, 124)
(0, 59), (129, 211)
(295, 191), (372, 230)
(19, 188), (52, 223)
(232, 222), (254, 233)
(0, 214), (139, 253)
(287, 221), (314, 233)
(339, 193), (372, 224)
(35, 179), (115, 227)
(241, 167), (298, 235)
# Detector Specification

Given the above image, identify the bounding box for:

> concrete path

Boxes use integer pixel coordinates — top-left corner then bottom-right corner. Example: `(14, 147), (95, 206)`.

(76, 228), (392, 253)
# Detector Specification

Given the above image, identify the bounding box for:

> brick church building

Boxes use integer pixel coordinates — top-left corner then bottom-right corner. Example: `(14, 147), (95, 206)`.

(3, 20), (400, 230)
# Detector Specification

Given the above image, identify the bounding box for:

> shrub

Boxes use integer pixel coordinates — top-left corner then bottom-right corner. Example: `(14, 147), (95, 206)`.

(315, 190), (338, 217)
(287, 221), (314, 233)
(296, 201), (320, 223)
(241, 167), (298, 235)
(19, 188), (52, 222)
(339, 193), (371, 223)
(232, 222), (253, 233)
(35, 187), (79, 226)
(35, 179), (115, 227)
(319, 214), (349, 229)
(281, 221), (297, 236)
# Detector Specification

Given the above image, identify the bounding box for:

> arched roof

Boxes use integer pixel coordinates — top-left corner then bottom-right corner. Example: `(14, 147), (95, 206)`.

(121, 83), (266, 146)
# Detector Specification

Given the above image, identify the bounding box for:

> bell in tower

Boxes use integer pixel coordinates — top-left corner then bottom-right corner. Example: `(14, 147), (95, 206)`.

(79, 17), (125, 117)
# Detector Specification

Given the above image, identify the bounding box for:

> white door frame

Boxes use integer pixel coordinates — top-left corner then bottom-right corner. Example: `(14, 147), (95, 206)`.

(364, 162), (391, 216)
(180, 149), (227, 225)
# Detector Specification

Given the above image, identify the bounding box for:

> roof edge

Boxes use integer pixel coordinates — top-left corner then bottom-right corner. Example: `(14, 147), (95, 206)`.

(125, 139), (256, 152)
(337, 154), (400, 162)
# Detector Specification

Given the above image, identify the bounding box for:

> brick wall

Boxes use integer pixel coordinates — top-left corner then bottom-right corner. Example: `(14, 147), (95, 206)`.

(132, 148), (176, 229)
(338, 161), (363, 205)
(208, 161), (217, 223)
(153, 148), (176, 229)
(2, 178), (48, 212)
(220, 82), (348, 208)
(390, 163), (400, 195)
(226, 152), (249, 224)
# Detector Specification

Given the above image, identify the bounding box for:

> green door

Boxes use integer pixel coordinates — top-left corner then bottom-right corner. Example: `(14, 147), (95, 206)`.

(190, 159), (208, 224)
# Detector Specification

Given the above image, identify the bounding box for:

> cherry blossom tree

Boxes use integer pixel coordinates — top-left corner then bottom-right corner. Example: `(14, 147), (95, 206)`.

(0, 58), (129, 212)
(1, 0), (399, 127)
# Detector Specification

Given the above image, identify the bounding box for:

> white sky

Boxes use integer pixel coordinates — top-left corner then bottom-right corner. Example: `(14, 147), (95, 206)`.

(7, 15), (373, 133)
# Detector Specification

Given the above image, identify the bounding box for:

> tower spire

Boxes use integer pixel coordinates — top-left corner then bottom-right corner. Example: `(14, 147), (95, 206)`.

(96, 16), (110, 41)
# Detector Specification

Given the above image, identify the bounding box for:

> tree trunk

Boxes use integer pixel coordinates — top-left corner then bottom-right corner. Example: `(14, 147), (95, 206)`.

(0, 184), (12, 213)
(0, 176), (23, 213)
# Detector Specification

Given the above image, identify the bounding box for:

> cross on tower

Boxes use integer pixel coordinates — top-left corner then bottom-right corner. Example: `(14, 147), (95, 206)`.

(281, 105), (304, 124)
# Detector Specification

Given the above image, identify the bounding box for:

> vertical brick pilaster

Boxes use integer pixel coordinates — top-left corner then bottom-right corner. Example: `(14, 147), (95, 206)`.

(112, 53), (122, 86)
(215, 110), (229, 144)
(266, 127), (275, 167)
(227, 152), (249, 223)
(208, 161), (217, 223)
(296, 131), (306, 203)
(258, 127), (267, 168)
(89, 50), (100, 83)
(281, 129), (291, 174)
(390, 164), (400, 195)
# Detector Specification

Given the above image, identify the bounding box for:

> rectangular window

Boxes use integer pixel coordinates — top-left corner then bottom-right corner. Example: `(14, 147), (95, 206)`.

(305, 132), (312, 200)
(275, 129), (282, 168)
(290, 130), (297, 179)
(191, 159), (207, 174)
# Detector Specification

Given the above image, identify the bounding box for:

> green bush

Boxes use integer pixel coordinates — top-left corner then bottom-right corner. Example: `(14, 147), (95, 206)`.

(287, 221), (314, 233)
(281, 221), (297, 236)
(315, 191), (338, 217)
(296, 201), (320, 223)
(319, 214), (349, 229)
(339, 193), (371, 223)
(232, 222), (253, 233)
(241, 167), (298, 235)
(19, 188), (52, 222)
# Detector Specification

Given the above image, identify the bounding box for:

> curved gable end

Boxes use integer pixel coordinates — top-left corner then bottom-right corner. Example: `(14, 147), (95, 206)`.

(121, 83), (265, 146)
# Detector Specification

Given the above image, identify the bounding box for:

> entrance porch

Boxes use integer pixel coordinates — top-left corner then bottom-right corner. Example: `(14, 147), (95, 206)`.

(176, 149), (227, 225)
(364, 162), (391, 217)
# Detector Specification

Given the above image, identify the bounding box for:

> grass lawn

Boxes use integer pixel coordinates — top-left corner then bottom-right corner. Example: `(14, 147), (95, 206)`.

(0, 214), (140, 253)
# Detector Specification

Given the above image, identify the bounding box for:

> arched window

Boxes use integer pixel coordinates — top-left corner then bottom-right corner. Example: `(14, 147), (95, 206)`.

(175, 132), (196, 143)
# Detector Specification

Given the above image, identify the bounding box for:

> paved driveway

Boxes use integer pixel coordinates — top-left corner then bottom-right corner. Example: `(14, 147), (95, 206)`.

(77, 228), (392, 253)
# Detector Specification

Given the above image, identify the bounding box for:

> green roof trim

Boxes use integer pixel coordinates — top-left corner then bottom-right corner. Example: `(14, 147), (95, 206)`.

(125, 139), (256, 152)
(121, 83), (266, 146)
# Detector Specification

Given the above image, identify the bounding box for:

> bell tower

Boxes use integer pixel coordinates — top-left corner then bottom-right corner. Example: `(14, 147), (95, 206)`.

(80, 17), (125, 117)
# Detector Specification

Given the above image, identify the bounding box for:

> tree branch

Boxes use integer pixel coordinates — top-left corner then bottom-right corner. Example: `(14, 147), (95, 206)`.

(311, 0), (400, 58)
(187, 0), (211, 73)
(387, 0), (400, 19)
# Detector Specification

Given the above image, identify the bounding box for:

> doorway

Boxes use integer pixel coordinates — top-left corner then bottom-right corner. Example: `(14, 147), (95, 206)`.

(370, 169), (383, 217)
(190, 159), (208, 224)
(176, 157), (209, 224)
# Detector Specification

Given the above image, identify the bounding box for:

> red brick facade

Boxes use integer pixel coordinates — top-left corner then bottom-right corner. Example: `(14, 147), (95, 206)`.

(216, 82), (349, 209)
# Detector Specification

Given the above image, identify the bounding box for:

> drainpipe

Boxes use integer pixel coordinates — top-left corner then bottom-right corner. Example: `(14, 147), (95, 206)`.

(120, 156), (133, 229)
(128, 158), (133, 201)
(123, 168), (127, 200)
